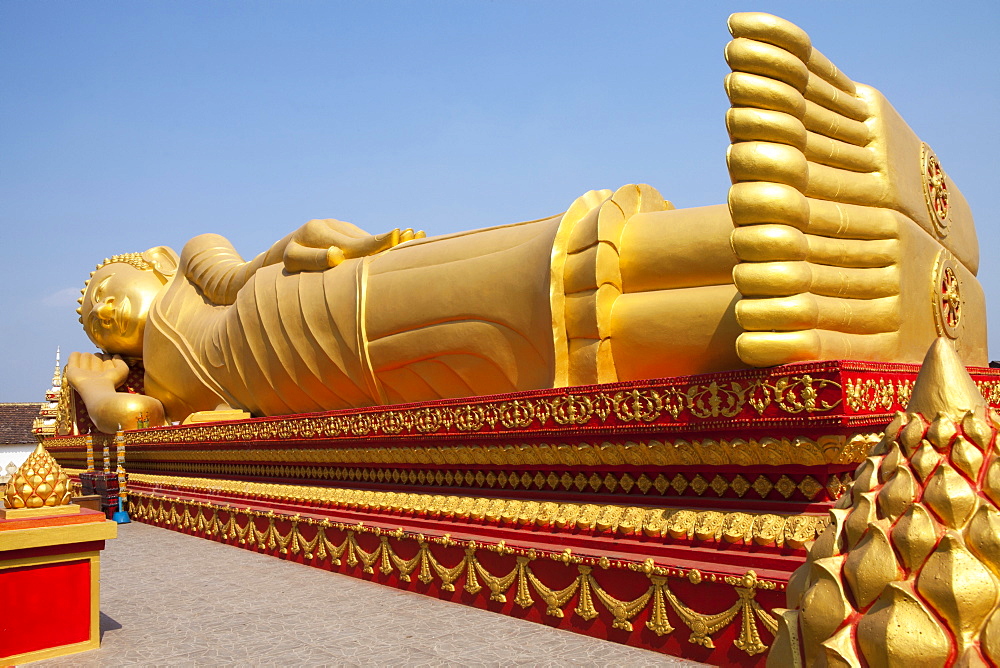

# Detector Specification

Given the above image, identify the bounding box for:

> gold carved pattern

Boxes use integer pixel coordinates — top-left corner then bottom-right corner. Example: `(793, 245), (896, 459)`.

(129, 492), (779, 657)
(126, 473), (829, 549)
(921, 143), (951, 236)
(978, 380), (1000, 407)
(845, 378), (916, 413)
(55, 370), (74, 437)
(932, 251), (961, 339)
(52, 433), (878, 469)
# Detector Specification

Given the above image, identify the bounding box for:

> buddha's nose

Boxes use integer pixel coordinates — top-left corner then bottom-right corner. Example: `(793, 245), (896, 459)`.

(97, 301), (115, 322)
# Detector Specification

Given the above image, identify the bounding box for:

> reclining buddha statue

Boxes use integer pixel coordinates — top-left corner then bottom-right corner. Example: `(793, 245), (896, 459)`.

(67, 12), (988, 433)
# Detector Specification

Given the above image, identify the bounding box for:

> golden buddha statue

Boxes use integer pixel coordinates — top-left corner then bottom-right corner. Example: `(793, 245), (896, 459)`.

(67, 13), (988, 433)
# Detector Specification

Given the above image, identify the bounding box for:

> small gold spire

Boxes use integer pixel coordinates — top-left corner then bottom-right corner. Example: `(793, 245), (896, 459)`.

(50, 347), (61, 388)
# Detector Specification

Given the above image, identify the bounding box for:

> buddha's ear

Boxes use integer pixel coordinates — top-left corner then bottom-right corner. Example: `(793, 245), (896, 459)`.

(143, 246), (179, 282)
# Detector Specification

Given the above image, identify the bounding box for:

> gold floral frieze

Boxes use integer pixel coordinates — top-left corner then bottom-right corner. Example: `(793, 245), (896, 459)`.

(846, 377), (1000, 415)
(55, 372), (852, 446)
(127, 473), (828, 549)
(844, 377), (915, 412)
(130, 492), (781, 657)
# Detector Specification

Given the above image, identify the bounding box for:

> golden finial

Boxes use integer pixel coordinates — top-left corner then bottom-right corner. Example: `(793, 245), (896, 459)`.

(1, 443), (79, 518)
(50, 347), (61, 388)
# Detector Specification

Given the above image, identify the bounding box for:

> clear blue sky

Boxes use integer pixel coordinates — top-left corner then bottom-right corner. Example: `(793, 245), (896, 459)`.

(2, 1), (998, 401)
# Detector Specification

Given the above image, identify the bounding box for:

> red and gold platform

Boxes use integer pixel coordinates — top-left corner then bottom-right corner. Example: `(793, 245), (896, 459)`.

(44, 360), (1000, 665)
(0, 507), (117, 664)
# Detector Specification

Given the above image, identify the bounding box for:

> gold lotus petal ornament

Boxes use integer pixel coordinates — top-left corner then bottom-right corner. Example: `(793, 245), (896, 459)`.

(4, 443), (72, 509)
(926, 413), (957, 450)
(983, 606), (1000, 664)
(820, 625), (861, 668)
(857, 582), (951, 668)
(807, 508), (848, 562)
(877, 443), (903, 483)
(985, 455), (1000, 506)
(852, 457), (880, 498)
(799, 557), (854, 665)
(910, 440), (943, 482)
(843, 522), (902, 609)
(843, 491), (878, 549)
(916, 533), (999, 645)
(966, 504), (1000, 578)
(877, 462), (918, 522)
(961, 410), (993, 452)
(950, 436), (985, 481)
(890, 504), (938, 572)
(922, 464), (978, 529)
(899, 415), (928, 454)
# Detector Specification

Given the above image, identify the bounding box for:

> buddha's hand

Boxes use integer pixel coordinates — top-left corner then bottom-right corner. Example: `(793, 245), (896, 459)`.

(283, 218), (423, 273)
(66, 351), (165, 432)
(66, 351), (130, 390)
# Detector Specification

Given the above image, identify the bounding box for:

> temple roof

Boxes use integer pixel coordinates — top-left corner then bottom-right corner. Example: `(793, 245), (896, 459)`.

(0, 403), (43, 444)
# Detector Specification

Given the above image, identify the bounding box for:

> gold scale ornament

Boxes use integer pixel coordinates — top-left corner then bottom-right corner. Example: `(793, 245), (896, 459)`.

(4, 443), (72, 509)
(768, 339), (1000, 667)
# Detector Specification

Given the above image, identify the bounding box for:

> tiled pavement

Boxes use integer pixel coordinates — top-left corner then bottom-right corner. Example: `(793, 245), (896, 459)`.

(31, 522), (706, 667)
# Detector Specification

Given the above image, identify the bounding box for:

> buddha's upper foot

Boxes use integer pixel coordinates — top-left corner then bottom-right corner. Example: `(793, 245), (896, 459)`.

(724, 12), (986, 367)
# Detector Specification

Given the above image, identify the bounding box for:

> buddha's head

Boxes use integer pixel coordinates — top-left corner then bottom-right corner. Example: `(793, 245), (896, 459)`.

(77, 247), (178, 358)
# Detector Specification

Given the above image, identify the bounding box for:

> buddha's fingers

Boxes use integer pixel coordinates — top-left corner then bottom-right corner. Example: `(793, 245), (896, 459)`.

(67, 350), (90, 370)
(340, 229), (401, 259)
(295, 219), (361, 250)
(283, 241), (345, 273)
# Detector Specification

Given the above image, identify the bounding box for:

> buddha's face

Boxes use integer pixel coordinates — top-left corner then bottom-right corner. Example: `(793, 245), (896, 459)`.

(80, 263), (165, 358)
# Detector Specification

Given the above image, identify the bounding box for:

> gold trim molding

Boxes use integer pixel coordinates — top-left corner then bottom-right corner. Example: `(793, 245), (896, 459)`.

(53, 433), (882, 469)
(127, 473), (828, 549)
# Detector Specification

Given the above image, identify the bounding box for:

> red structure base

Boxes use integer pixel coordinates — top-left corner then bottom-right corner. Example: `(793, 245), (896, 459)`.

(0, 509), (117, 664)
(47, 360), (1000, 665)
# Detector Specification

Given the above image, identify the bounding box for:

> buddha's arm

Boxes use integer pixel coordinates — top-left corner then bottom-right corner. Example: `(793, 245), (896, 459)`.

(65, 352), (166, 433)
(183, 220), (407, 305)
(181, 233), (291, 305)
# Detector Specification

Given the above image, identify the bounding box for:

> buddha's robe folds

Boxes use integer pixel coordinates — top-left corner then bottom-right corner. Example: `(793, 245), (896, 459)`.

(143, 215), (565, 420)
